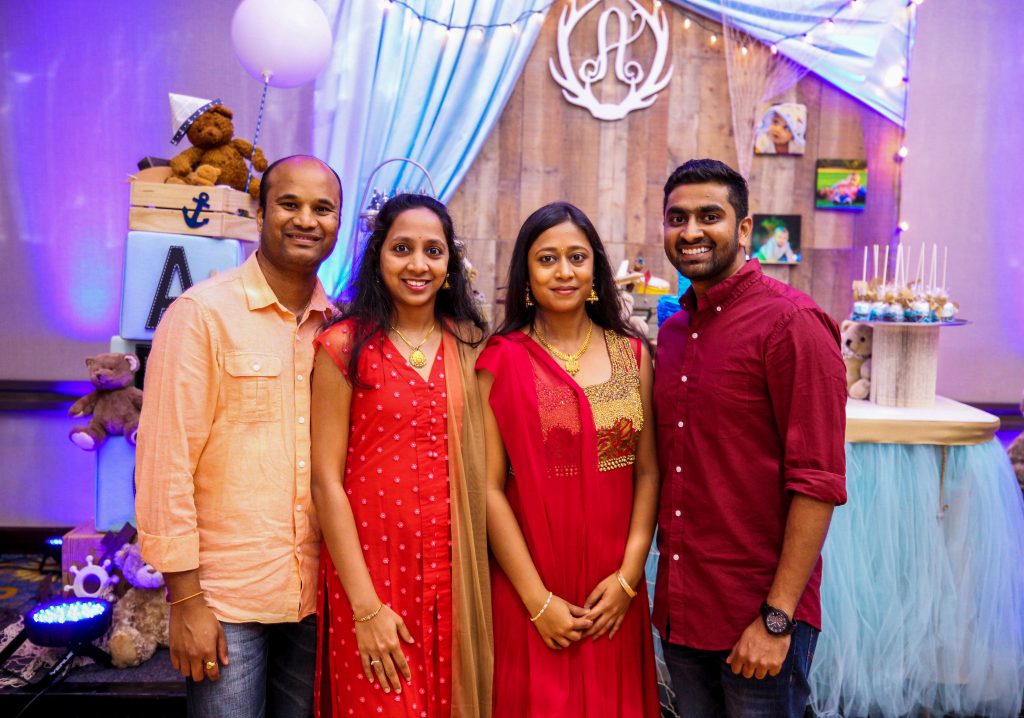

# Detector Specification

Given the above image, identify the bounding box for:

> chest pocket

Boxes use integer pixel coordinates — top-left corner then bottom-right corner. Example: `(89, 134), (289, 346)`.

(224, 352), (282, 423)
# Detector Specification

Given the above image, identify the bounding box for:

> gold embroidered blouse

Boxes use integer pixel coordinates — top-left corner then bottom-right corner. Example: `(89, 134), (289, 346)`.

(583, 330), (644, 472)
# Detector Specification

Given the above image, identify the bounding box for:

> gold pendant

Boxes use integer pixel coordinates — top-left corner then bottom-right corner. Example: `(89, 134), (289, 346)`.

(409, 349), (427, 368)
(564, 357), (580, 376)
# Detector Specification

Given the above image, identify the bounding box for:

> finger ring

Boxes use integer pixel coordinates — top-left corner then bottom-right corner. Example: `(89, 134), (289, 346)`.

(369, 659), (382, 668)
(205, 660), (216, 671)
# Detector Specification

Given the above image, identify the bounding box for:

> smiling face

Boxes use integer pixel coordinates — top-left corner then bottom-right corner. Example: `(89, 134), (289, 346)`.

(663, 182), (752, 296)
(379, 207), (449, 315)
(256, 157), (341, 276)
(527, 221), (594, 314)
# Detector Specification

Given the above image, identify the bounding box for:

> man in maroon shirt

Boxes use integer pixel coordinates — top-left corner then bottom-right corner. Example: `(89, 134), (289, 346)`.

(652, 159), (847, 717)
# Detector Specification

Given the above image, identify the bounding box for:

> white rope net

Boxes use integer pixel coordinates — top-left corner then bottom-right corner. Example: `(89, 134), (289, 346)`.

(721, 2), (811, 177)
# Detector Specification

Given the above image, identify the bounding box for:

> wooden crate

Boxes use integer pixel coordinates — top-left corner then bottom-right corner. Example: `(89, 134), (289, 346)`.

(129, 181), (258, 242)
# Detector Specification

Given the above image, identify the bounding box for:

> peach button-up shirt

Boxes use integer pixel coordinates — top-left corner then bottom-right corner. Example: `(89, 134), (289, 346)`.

(136, 252), (331, 623)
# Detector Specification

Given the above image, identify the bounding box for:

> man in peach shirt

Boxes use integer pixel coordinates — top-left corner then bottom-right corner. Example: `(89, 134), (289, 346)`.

(136, 155), (341, 718)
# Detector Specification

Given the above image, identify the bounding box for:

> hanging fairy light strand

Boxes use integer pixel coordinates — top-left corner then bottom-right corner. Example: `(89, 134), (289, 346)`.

(893, 1), (918, 235)
(380, 0), (554, 32)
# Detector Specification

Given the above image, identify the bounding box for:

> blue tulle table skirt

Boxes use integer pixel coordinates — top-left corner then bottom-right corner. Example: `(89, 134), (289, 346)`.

(810, 439), (1024, 717)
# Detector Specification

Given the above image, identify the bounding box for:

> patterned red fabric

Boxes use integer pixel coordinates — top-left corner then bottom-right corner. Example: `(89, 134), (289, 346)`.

(477, 331), (659, 718)
(314, 319), (452, 718)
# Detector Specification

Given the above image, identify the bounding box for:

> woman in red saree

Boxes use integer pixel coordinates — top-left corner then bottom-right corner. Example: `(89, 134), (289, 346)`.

(477, 202), (660, 717)
(311, 194), (492, 717)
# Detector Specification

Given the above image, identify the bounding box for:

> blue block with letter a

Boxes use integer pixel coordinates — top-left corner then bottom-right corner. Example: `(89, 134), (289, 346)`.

(95, 436), (136, 530)
(119, 231), (246, 341)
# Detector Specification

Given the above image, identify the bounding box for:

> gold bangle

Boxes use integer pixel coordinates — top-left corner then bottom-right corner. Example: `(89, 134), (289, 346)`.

(616, 572), (638, 599)
(353, 602), (384, 623)
(168, 590), (204, 606)
(530, 591), (553, 623)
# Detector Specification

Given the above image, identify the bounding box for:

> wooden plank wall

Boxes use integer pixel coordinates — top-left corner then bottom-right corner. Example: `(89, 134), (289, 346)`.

(447, 1), (900, 323)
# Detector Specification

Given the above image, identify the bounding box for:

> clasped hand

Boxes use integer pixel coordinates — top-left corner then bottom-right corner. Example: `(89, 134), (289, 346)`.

(533, 573), (633, 650)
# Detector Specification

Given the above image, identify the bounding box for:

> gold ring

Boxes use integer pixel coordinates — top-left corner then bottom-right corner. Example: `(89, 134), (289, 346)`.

(205, 660), (216, 671)
(369, 659), (383, 668)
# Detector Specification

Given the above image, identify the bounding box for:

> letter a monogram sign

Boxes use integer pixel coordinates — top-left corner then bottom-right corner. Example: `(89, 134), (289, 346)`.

(549, 0), (673, 121)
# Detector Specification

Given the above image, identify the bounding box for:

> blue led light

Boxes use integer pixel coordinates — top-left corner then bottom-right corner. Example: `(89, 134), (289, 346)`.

(31, 600), (107, 625)
(46, 537), (63, 547)
(26, 598), (113, 648)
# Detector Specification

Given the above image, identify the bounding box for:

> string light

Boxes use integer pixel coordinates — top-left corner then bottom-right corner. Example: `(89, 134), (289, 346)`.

(383, 0), (553, 34)
(740, 45), (749, 56)
(683, 17), (691, 30)
(896, 145), (909, 159)
(898, 221), (910, 233)
(709, 33), (718, 46)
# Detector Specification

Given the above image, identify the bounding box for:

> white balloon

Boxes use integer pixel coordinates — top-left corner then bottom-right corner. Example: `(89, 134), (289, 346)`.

(231, 0), (333, 88)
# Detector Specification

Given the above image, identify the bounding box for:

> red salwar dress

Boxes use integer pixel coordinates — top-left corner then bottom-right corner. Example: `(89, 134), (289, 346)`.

(477, 330), (660, 718)
(314, 319), (453, 718)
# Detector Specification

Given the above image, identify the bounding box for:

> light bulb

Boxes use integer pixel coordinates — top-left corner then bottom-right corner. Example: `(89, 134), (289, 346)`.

(683, 17), (692, 29)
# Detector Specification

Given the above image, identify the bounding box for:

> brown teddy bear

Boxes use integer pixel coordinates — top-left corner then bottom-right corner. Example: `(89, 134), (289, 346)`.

(840, 320), (872, 400)
(167, 102), (267, 199)
(108, 542), (169, 668)
(68, 353), (144, 451)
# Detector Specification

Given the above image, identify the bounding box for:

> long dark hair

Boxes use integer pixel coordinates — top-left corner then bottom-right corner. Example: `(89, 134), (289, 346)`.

(494, 201), (643, 341)
(329, 193), (486, 386)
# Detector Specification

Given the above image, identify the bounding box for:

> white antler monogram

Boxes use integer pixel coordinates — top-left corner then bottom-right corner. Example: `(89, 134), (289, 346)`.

(549, 0), (673, 121)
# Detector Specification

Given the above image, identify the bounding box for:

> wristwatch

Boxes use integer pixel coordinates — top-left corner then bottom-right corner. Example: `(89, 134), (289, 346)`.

(760, 602), (797, 636)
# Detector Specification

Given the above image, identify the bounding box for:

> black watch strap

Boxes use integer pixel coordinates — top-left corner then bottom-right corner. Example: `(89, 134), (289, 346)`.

(760, 601), (797, 636)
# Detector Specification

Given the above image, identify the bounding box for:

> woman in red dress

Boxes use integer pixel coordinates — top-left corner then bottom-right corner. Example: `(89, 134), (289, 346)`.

(311, 194), (492, 717)
(477, 202), (661, 717)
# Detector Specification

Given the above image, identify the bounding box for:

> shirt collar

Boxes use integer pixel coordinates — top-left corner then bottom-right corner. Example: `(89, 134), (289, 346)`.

(680, 258), (763, 315)
(241, 252), (334, 318)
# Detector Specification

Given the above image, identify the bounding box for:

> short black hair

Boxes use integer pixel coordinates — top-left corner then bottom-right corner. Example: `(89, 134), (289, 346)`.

(258, 155), (343, 210)
(663, 159), (748, 220)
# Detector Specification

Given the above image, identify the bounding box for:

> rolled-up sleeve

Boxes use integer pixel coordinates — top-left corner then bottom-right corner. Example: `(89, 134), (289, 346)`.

(135, 296), (219, 572)
(765, 308), (847, 506)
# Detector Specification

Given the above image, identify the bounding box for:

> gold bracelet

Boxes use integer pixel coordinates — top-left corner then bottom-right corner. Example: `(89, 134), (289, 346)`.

(168, 590), (204, 606)
(353, 602), (384, 623)
(530, 591), (553, 623)
(616, 572), (638, 599)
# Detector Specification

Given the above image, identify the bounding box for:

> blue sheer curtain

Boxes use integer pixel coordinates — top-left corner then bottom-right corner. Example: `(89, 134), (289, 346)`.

(314, 0), (550, 295)
(669, 0), (913, 126)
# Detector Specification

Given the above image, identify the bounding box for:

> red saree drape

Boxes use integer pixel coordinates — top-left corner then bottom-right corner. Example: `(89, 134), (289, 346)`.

(478, 331), (658, 718)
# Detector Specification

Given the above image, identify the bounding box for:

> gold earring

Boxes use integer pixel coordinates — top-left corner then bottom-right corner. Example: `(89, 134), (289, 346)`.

(525, 288), (534, 307)
(442, 274), (450, 289)
(587, 288), (599, 304)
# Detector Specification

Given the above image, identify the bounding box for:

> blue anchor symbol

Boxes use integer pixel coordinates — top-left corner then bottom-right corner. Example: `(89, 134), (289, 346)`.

(181, 192), (211, 228)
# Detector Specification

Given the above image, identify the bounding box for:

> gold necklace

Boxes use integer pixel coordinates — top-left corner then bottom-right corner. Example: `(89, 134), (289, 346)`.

(533, 320), (593, 376)
(391, 322), (436, 368)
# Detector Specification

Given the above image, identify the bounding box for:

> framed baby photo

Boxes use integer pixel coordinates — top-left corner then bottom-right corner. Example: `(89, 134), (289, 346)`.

(754, 103), (807, 156)
(815, 159), (867, 211)
(751, 215), (801, 264)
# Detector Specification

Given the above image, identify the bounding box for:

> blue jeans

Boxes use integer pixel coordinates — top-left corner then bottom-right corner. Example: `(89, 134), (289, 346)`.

(664, 622), (818, 718)
(186, 616), (317, 718)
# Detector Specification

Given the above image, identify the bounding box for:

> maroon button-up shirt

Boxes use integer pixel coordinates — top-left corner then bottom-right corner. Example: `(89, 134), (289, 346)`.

(652, 260), (847, 650)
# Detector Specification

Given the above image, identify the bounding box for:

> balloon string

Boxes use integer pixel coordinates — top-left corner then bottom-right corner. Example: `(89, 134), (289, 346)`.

(245, 74), (271, 195)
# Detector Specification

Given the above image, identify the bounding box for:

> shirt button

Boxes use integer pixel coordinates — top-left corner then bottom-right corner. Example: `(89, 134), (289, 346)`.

(297, 374), (304, 382)
(677, 420), (684, 428)
(716, 306), (722, 312)
(681, 375), (688, 382)
(691, 332), (698, 339)
(252, 362), (261, 371)
(295, 505), (304, 512)
(673, 554), (680, 561)
(675, 466), (682, 473)
(675, 509), (682, 517)
(298, 460), (306, 469)
(298, 416), (305, 424)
